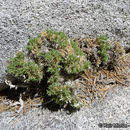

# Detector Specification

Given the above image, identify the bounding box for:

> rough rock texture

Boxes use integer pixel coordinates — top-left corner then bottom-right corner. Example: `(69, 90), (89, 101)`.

(0, 0), (130, 129)
(0, 86), (130, 130)
(0, 0), (130, 85)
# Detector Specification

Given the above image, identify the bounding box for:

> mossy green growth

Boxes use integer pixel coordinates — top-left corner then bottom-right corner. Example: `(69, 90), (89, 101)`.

(44, 49), (83, 108)
(70, 40), (86, 56)
(26, 34), (43, 60)
(43, 30), (89, 107)
(47, 29), (69, 48)
(27, 34), (41, 51)
(96, 35), (110, 62)
(64, 54), (89, 74)
(27, 37), (38, 52)
(47, 84), (83, 108)
(7, 51), (43, 83)
(7, 29), (89, 108)
(7, 52), (25, 78)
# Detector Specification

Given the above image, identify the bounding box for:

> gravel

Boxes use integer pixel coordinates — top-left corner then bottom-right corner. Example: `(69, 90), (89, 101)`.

(0, 0), (130, 129)
(0, 0), (130, 85)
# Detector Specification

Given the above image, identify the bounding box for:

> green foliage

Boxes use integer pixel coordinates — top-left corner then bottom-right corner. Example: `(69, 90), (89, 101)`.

(47, 84), (83, 108)
(7, 52), (43, 83)
(47, 29), (68, 48)
(44, 49), (72, 107)
(47, 85), (71, 106)
(64, 54), (87, 74)
(44, 49), (62, 64)
(96, 35), (110, 62)
(43, 38), (88, 107)
(44, 49), (73, 107)
(24, 61), (43, 82)
(27, 37), (38, 52)
(26, 34), (43, 60)
(62, 40), (89, 74)
(70, 40), (86, 56)
(7, 29), (89, 109)
(6, 29), (126, 111)
(7, 52), (25, 77)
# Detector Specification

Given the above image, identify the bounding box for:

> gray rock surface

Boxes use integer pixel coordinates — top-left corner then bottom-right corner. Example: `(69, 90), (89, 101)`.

(0, 0), (130, 86)
(0, 86), (130, 130)
(0, 0), (130, 129)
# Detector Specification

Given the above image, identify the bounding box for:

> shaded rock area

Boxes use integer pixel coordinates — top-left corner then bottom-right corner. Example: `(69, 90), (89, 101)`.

(0, 0), (130, 130)
(0, 86), (130, 130)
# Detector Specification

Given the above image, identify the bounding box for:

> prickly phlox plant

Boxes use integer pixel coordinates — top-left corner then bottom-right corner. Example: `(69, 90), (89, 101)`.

(96, 35), (110, 62)
(7, 29), (112, 109)
(7, 51), (43, 83)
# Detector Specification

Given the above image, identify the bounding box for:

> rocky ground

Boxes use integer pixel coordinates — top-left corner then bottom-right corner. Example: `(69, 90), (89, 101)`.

(0, 86), (130, 130)
(0, 0), (130, 130)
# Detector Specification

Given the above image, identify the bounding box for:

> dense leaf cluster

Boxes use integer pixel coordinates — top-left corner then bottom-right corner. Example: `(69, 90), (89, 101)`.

(96, 35), (110, 62)
(7, 30), (111, 109)
(7, 52), (43, 82)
